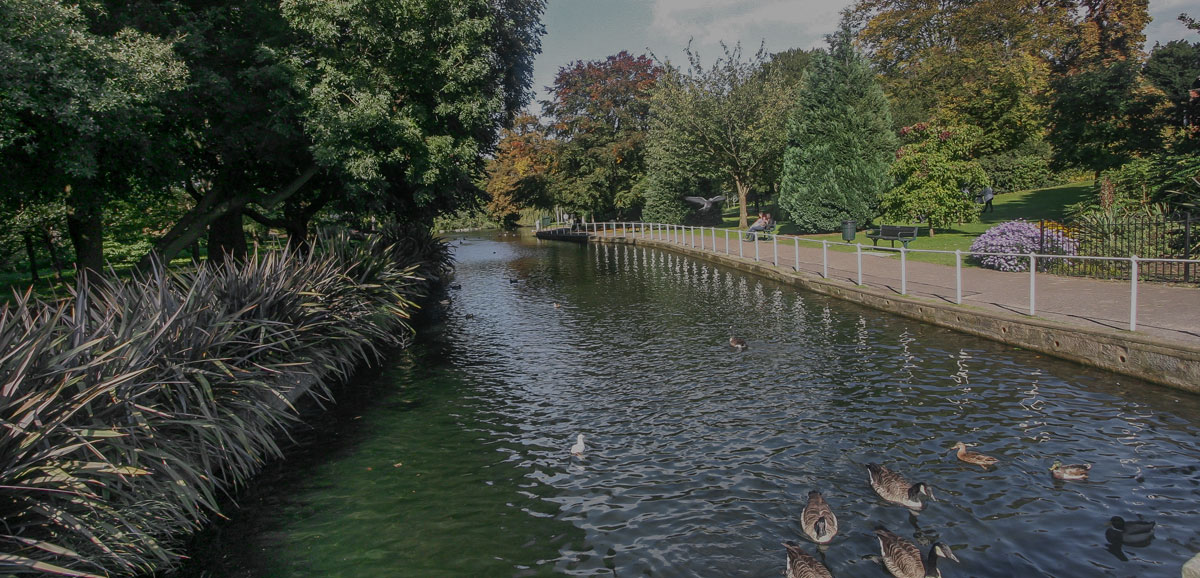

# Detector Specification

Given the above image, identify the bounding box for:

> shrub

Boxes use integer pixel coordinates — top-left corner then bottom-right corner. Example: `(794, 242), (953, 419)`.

(977, 142), (1053, 193)
(970, 220), (1078, 272)
(0, 227), (442, 576)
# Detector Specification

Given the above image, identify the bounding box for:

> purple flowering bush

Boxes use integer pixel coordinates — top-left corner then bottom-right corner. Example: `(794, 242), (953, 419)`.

(970, 220), (1078, 272)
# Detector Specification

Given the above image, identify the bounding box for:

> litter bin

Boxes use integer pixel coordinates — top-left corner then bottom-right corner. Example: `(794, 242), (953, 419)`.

(841, 220), (857, 242)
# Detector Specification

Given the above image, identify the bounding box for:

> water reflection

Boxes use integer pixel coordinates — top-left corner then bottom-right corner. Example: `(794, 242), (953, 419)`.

(183, 234), (1200, 578)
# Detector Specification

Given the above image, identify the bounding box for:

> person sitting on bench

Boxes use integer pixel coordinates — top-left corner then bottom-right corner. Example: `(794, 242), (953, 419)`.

(748, 212), (772, 234)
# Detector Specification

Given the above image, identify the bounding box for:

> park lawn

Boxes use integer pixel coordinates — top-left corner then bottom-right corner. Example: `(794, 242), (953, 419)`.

(695, 180), (1093, 266)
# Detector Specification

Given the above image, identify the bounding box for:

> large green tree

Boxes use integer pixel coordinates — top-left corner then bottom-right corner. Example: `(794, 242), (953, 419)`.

(0, 0), (187, 274)
(133, 0), (546, 265)
(879, 124), (988, 234)
(646, 44), (792, 228)
(778, 28), (897, 233)
(542, 51), (661, 219)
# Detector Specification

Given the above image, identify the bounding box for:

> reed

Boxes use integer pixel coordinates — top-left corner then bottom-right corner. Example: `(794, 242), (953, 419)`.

(0, 227), (445, 576)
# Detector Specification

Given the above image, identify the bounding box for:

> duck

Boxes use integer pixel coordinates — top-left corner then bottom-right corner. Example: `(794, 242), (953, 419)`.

(570, 434), (585, 458)
(951, 441), (998, 469)
(1049, 460), (1091, 481)
(1106, 516), (1155, 548)
(800, 490), (838, 545)
(867, 463), (935, 511)
(728, 326), (747, 351)
(874, 526), (959, 578)
(783, 541), (833, 578)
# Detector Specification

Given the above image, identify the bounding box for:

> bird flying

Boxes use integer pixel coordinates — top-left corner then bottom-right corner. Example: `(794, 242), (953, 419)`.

(684, 195), (727, 212)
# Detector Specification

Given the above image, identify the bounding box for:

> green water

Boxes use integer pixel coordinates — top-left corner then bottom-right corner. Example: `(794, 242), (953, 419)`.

(174, 232), (1200, 577)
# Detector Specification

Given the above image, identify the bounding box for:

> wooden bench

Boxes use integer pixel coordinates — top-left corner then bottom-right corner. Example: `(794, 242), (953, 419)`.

(865, 225), (919, 248)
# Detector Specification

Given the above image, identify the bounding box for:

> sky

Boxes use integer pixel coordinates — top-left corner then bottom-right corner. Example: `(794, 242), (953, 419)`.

(530, 0), (1198, 108)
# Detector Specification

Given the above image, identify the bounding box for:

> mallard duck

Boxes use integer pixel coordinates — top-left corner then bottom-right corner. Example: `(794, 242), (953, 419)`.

(783, 541), (833, 578)
(1049, 460), (1091, 480)
(867, 463), (935, 511)
(800, 490), (838, 544)
(951, 442), (998, 469)
(728, 326), (747, 351)
(1106, 516), (1155, 547)
(875, 526), (959, 578)
(570, 434), (585, 458)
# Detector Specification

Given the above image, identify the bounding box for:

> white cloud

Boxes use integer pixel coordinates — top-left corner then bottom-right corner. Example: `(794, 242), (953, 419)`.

(649, 0), (846, 54)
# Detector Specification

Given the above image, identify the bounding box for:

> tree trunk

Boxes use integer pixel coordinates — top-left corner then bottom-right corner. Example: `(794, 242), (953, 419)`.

(207, 207), (247, 266)
(66, 205), (104, 276)
(190, 240), (201, 265)
(40, 230), (64, 281)
(23, 233), (38, 283)
(735, 180), (751, 229)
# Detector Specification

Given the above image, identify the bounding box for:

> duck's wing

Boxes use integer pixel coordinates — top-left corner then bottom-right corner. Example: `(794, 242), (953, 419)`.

(683, 196), (708, 206)
(876, 529), (924, 578)
(801, 493), (837, 541)
(868, 464), (912, 502)
(784, 542), (833, 578)
(708, 195), (726, 203)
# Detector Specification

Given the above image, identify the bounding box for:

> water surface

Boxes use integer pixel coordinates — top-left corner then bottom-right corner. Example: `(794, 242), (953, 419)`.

(181, 232), (1200, 577)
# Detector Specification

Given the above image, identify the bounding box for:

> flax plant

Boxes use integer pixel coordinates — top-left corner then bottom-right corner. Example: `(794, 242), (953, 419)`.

(0, 228), (446, 576)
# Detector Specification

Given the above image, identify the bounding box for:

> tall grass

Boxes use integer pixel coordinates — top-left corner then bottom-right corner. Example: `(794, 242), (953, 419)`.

(0, 227), (447, 576)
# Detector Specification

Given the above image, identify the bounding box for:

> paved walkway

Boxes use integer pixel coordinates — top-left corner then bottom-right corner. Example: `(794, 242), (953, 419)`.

(614, 228), (1200, 347)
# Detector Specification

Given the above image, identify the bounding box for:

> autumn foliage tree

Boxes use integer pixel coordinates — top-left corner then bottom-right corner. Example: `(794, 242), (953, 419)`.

(542, 51), (661, 219)
(485, 114), (554, 229)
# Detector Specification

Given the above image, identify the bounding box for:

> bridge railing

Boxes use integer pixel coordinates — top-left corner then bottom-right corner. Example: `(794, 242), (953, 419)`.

(579, 221), (1200, 333)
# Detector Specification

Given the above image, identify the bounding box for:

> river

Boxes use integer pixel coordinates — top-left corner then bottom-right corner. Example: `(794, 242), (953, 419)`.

(174, 231), (1200, 577)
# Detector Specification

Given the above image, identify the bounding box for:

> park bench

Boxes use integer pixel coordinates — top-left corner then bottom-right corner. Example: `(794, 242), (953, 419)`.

(865, 225), (919, 249)
(743, 222), (777, 241)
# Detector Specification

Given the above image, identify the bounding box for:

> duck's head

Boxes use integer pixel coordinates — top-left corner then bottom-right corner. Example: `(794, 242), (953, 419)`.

(932, 542), (960, 563)
(950, 442), (967, 452)
(908, 482), (935, 502)
(1108, 516), (1125, 530)
(1049, 460), (1063, 471)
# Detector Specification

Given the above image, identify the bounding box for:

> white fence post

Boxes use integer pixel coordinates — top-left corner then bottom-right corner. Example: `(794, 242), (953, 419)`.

(900, 246), (907, 295)
(725, 229), (730, 255)
(795, 237), (800, 270)
(821, 240), (828, 279)
(1029, 253), (1036, 316)
(955, 249), (962, 305)
(1130, 255), (1139, 331)
(856, 243), (862, 286)
(754, 235), (759, 262)
(739, 231), (744, 258)
(773, 236), (778, 266)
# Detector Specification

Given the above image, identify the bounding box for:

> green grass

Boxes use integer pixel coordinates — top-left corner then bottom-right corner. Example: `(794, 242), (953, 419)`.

(687, 181), (1094, 267)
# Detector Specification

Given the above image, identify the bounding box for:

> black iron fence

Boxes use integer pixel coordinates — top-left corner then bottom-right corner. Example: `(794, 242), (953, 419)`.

(1040, 212), (1196, 283)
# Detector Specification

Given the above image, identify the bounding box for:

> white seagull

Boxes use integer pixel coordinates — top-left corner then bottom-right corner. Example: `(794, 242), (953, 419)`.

(684, 195), (727, 212)
(570, 434), (586, 458)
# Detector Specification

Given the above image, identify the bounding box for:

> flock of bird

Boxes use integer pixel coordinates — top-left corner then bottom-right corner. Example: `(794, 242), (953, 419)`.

(741, 330), (1144, 577)
(562, 329), (1159, 577)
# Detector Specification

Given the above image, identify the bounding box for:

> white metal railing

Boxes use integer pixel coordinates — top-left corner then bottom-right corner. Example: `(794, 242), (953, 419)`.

(580, 221), (1200, 333)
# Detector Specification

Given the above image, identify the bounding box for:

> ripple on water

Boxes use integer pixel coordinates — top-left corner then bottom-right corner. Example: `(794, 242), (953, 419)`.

(191, 235), (1200, 578)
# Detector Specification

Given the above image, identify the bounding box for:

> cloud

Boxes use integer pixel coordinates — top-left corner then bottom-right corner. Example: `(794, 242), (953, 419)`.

(649, 0), (847, 53)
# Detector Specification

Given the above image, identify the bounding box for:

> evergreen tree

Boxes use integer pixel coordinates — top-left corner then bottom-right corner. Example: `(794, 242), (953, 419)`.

(778, 29), (897, 233)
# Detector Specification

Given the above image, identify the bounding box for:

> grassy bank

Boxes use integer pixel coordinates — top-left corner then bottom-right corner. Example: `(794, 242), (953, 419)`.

(0, 227), (448, 577)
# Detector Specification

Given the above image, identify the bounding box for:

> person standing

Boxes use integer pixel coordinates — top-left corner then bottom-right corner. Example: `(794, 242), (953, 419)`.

(982, 186), (994, 213)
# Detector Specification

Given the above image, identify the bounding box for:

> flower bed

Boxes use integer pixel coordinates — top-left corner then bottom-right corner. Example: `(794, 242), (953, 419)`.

(970, 220), (1078, 272)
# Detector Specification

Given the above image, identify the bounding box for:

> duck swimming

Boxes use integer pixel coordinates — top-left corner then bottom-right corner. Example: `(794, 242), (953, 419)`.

(867, 463), (935, 511)
(800, 490), (838, 545)
(728, 326), (747, 351)
(1106, 516), (1155, 548)
(783, 541), (833, 578)
(570, 434), (585, 458)
(1049, 461), (1091, 480)
(875, 526), (959, 578)
(951, 441), (998, 469)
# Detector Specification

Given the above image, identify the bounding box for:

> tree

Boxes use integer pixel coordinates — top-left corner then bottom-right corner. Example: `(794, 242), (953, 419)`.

(647, 44), (793, 228)
(778, 28), (897, 233)
(542, 51), (661, 219)
(0, 0), (187, 274)
(879, 124), (988, 235)
(1046, 60), (1169, 176)
(485, 114), (554, 228)
(139, 0), (547, 265)
(1144, 40), (1200, 130)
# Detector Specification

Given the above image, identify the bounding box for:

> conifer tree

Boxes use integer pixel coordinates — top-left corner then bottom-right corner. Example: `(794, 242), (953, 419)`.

(778, 28), (897, 233)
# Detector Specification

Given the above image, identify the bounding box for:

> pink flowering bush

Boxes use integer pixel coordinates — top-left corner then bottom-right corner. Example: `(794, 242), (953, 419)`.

(970, 220), (1078, 272)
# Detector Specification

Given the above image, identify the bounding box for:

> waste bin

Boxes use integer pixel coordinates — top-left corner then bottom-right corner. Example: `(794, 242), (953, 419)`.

(841, 220), (857, 242)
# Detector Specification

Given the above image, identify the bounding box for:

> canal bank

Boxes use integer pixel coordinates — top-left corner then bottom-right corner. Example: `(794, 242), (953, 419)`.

(589, 235), (1200, 393)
